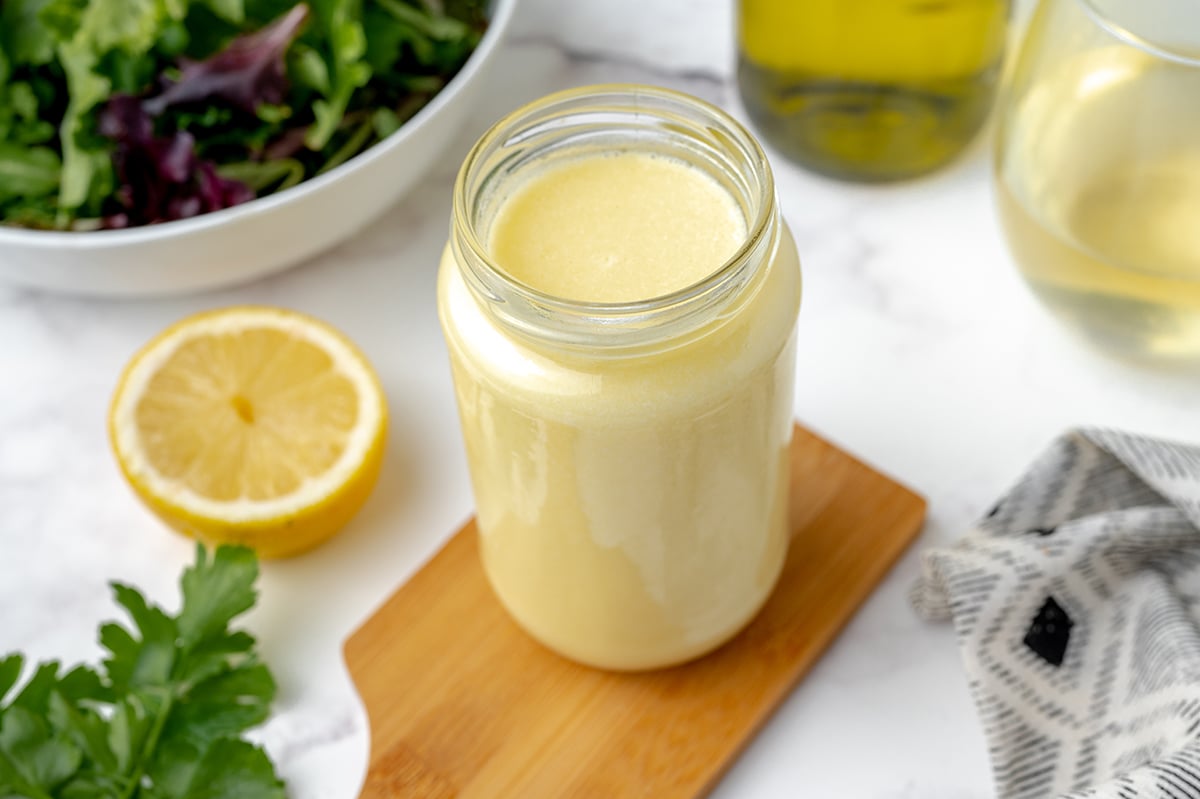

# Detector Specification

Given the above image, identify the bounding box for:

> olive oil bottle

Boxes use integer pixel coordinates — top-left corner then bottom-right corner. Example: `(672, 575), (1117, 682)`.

(738, 0), (1009, 182)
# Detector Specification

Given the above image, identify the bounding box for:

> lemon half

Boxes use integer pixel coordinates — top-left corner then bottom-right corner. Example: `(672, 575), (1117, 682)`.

(109, 306), (387, 558)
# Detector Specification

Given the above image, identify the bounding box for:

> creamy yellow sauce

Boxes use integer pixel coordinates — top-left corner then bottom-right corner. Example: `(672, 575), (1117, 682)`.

(489, 153), (746, 302)
(439, 150), (800, 670)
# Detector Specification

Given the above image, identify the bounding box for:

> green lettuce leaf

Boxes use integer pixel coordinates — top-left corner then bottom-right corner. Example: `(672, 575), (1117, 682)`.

(1, 0), (58, 65)
(45, 0), (177, 216)
(305, 0), (371, 150)
(55, 37), (112, 214)
(0, 142), (62, 200)
(199, 0), (245, 24)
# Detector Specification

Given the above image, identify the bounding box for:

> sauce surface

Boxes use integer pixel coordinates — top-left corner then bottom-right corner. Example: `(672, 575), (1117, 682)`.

(488, 152), (746, 302)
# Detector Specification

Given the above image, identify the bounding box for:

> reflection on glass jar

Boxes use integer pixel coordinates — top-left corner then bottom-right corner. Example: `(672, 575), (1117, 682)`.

(995, 0), (1200, 359)
(738, 0), (1009, 182)
(437, 85), (802, 671)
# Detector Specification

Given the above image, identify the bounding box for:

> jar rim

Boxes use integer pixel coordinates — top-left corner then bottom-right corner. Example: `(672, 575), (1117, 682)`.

(1076, 0), (1200, 68)
(450, 84), (778, 352)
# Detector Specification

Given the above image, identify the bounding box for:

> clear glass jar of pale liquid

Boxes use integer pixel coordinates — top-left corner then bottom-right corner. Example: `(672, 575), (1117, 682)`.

(437, 86), (802, 670)
(996, 0), (1200, 360)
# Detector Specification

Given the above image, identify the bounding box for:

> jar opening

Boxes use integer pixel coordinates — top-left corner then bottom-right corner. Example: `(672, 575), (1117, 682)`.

(1078, 0), (1200, 67)
(451, 84), (778, 352)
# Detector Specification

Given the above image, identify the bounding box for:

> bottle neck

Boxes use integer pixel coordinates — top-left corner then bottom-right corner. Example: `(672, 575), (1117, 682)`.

(451, 84), (778, 356)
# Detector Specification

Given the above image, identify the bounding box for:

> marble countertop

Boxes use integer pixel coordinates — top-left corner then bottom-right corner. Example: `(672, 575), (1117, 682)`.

(4, 0), (1200, 796)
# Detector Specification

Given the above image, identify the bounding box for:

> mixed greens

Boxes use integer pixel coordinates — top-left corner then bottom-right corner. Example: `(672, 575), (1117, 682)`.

(0, 545), (284, 798)
(0, 0), (487, 229)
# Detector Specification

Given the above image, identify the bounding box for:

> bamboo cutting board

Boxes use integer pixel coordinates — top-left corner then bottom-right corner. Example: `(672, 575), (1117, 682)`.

(345, 424), (926, 798)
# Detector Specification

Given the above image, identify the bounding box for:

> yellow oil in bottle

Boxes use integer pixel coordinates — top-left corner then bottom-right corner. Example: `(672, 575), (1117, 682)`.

(737, 0), (1009, 182)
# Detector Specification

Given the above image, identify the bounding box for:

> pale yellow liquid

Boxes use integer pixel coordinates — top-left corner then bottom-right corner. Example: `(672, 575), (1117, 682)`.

(997, 48), (1200, 357)
(438, 151), (801, 670)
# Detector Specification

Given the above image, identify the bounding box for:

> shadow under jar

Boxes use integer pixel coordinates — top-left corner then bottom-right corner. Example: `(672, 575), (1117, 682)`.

(738, 0), (1009, 182)
(437, 85), (802, 671)
(995, 0), (1200, 360)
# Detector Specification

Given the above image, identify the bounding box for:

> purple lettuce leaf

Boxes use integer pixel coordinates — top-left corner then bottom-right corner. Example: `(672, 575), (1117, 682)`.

(261, 125), (309, 160)
(143, 4), (310, 116)
(94, 5), (312, 226)
(98, 95), (254, 227)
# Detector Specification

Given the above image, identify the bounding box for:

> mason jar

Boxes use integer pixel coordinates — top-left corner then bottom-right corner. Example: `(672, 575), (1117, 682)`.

(437, 85), (802, 670)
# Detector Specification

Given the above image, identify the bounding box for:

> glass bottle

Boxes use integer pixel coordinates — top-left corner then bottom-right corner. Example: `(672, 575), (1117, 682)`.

(738, 0), (1010, 182)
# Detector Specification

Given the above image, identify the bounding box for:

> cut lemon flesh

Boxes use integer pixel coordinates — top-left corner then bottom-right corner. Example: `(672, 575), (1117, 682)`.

(109, 306), (387, 558)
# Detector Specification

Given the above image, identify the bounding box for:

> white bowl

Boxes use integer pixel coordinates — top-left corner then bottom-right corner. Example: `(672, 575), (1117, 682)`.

(0, 0), (516, 297)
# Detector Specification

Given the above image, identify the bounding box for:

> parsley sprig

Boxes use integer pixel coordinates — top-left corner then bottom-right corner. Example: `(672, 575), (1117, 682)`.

(0, 545), (284, 798)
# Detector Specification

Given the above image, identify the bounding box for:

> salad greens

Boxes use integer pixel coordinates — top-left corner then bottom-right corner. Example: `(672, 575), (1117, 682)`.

(0, 545), (284, 798)
(0, 0), (487, 229)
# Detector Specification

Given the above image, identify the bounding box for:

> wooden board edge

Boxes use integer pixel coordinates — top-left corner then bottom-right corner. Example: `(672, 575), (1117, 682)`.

(696, 490), (926, 795)
(342, 516), (475, 682)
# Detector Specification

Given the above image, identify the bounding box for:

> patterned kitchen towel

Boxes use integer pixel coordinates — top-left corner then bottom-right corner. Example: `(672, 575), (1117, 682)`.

(912, 429), (1200, 799)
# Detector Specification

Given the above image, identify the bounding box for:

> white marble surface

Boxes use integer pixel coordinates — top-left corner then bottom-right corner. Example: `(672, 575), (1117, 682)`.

(3, 0), (1200, 796)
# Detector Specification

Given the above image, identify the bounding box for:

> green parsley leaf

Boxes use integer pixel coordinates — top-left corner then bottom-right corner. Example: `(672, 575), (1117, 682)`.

(0, 545), (284, 797)
(177, 544), (259, 652)
(0, 704), (83, 794)
(162, 663), (275, 750)
(13, 661), (61, 713)
(152, 738), (284, 799)
(0, 656), (23, 704)
(108, 582), (179, 691)
(47, 687), (117, 773)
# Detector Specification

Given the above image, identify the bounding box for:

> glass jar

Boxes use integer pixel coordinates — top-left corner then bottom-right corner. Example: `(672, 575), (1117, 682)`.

(737, 0), (1010, 182)
(995, 0), (1200, 359)
(437, 85), (802, 671)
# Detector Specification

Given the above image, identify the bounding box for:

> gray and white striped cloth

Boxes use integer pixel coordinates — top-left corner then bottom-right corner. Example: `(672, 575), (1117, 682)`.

(914, 429), (1200, 798)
